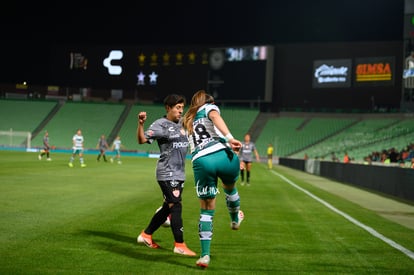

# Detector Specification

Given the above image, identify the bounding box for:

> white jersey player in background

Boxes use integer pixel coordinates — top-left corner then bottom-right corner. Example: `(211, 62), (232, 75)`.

(68, 129), (86, 168)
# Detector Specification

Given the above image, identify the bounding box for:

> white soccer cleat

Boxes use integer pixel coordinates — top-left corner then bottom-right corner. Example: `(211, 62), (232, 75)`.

(231, 210), (244, 230)
(196, 255), (210, 268)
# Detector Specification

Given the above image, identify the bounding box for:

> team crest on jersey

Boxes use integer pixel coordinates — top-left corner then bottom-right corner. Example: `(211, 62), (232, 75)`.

(173, 189), (180, 197)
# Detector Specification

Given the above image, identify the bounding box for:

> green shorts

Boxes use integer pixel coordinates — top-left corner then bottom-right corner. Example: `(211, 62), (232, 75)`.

(192, 148), (240, 199)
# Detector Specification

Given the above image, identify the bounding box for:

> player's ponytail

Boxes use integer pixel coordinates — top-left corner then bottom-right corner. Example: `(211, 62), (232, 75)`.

(183, 90), (213, 135)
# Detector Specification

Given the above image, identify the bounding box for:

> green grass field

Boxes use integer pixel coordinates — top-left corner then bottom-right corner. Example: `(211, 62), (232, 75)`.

(1, 151), (414, 274)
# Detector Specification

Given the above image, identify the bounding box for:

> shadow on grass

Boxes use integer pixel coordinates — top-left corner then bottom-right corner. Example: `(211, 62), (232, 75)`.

(79, 230), (193, 268)
(81, 230), (134, 244)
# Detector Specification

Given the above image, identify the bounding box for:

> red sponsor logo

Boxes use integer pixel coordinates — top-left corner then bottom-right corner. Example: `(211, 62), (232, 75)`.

(355, 63), (392, 82)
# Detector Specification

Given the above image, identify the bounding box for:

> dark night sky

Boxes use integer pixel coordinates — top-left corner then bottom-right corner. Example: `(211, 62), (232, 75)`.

(0, 0), (404, 85)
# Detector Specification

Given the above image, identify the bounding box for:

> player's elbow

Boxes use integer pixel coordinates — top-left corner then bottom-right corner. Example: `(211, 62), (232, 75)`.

(137, 137), (147, 144)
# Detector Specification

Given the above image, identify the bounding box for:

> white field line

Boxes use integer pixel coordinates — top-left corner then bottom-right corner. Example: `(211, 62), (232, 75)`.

(272, 170), (414, 261)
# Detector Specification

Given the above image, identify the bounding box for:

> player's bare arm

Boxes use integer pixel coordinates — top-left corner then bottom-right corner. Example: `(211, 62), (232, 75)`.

(137, 112), (148, 144)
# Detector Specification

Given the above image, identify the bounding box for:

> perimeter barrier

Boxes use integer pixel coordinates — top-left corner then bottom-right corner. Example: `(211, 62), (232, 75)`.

(279, 158), (414, 202)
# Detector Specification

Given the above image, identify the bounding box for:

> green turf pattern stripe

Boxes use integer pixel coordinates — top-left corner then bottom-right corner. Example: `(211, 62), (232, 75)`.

(272, 170), (414, 261)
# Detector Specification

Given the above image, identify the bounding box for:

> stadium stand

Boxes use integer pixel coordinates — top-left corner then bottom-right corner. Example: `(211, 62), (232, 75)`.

(219, 107), (260, 141)
(31, 101), (126, 149)
(0, 99), (58, 146)
(290, 118), (400, 159)
(255, 115), (357, 157)
(117, 104), (167, 153)
(0, 98), (412, 167)
(290, 117), (414, 162)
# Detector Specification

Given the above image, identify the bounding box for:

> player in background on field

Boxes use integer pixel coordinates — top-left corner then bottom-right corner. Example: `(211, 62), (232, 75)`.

(38, 130), (52, 161)
(239, 133), (260, 185)
(182, 90), (244, 268)
(110, 135), (124, 164)
(69, 129), (86, 168)
(267, 143), (274, 169)
(136, 94), (196, 257)
(96, 134), (109, 162)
